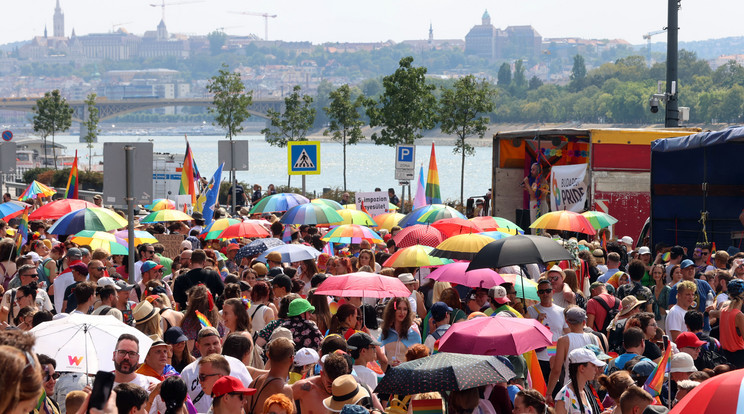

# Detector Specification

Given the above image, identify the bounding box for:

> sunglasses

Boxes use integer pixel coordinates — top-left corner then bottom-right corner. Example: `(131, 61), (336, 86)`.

(199, 373), (221, 382)
(45, 372), (61, 381)
(538, 289), (553, 294)
(95, 266), (106, 271)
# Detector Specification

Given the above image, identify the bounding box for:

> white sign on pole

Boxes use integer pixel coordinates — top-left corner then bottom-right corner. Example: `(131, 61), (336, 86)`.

(549, 164), (588, 212)
(355, 191), (390, 217)
(395, 144), (415, 181)
(175, 195), (192, 213)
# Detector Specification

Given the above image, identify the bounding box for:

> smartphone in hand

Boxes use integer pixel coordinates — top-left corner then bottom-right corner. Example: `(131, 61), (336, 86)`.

(88, 371), (115, 413)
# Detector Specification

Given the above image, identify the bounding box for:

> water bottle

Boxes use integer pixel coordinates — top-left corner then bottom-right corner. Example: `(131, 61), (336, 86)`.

(706, 291), (715, 308)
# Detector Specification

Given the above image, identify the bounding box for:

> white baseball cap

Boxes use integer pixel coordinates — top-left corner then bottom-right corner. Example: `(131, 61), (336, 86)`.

(621, 236), (633, 245)
(638, 246), (651, 255)
(568, 348), (606, 367)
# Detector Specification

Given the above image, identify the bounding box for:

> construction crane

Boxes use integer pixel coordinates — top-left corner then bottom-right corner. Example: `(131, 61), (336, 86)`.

(643, 29), (666, 64)
(150, 0), (204, 22)
(230, 11), (277, 40)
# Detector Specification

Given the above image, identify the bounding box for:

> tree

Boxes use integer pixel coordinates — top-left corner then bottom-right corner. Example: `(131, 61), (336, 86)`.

(324, 84), (365, 191)
(207, 30), (227, 56)
(528, 76), (544, 90)
(497, 62), (512, 87)
(439, 75), (496, 207)
(83, 93), (100, 171)
(262, 85), (316, 186)
(569, 54), (587, 91)
(207, 63), (253, 213)
(32, 89), (73, 170)
(365, 56), (437, 146)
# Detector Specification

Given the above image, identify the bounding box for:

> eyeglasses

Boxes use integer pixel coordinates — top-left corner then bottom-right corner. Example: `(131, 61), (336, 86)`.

(146, 250), (155, 254)
(548, 276), (561, 282)
(22, 273), (39, 279)
(198, 373), (221, 382)
(116, 350), (139, 358)
(45, 371), (60, 382)
(538, 289), (553, 294)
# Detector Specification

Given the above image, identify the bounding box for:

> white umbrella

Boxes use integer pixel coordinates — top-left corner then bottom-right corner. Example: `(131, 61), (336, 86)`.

(257, 244), (321, 263)
(30, 314), (154, 375)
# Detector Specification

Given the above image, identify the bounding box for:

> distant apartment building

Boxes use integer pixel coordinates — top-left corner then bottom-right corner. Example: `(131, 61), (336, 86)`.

(464, 10), (542, 60)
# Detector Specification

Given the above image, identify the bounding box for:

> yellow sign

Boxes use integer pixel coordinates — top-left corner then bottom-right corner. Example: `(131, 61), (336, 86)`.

(287, 141), (321, 175)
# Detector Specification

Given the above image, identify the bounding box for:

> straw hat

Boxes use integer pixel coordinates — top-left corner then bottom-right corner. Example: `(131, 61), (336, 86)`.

(322, 375), (370, 412)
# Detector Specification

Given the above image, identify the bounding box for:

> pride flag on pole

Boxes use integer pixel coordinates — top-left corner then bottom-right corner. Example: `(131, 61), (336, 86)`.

(64, 150), (79, 199)
(202, 162), (224, 228)
(643, 337), (671, 397)
(179, 140), (199, 205)
(15, 207), (29, 251)
(425, 143), (442, 204)
(413, 164), (427, 209)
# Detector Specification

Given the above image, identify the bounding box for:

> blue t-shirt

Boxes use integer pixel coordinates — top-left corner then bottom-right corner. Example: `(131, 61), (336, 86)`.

(668, 279), (714, 331)
(379, 327), (422, 349)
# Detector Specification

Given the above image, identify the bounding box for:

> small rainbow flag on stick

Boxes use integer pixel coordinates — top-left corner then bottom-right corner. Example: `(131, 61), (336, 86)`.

(425, 143), (442, 204)
(64, 150), (79, 199)
(195, 310), (212, 328)
(643, 336), (671, 397)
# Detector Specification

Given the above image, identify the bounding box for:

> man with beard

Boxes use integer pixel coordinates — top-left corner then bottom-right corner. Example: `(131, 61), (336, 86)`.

(112, 333), (160, 391)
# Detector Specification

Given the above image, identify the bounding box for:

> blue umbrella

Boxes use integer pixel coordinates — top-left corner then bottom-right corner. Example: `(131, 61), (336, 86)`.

(235, 238), (285, 262)
(258, 244), (321, 263)
(0, 201), (29, 220)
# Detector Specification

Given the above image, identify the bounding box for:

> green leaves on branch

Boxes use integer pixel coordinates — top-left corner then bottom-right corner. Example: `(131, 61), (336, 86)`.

(32, 89), (73, 170)
(262, 85), (316, 148)
(323, 84), (365, 191)
(83, 93), (100, 171)
(207, 64), (253, 140)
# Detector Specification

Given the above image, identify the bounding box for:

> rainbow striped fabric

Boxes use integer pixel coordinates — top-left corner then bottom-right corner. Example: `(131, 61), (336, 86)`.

(15, 207), (29, 251)
(425, 143), (442, 204)
(643, 340), (672, 397)
(411, 399), (443, 414)
(179, 141), (200, 205)
(195, 310), (212, 328)
(64, 150), (78, 199)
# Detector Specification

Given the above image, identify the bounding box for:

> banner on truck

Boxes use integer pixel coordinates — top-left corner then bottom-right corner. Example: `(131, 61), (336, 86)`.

(550, 164), (587, 212)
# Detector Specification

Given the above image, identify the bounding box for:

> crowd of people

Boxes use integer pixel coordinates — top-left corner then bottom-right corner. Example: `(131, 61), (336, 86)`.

(1, 190), (743, 414)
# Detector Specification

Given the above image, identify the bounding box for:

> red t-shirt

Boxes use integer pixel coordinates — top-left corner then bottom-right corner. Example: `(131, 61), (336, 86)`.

(586, 293), (618, 331)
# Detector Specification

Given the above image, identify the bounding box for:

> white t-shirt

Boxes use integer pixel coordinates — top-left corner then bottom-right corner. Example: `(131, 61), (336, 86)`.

(666, 304), (689, 335)
(133, 261), (144, 284)
(181, 355), (253, 414)
(113, 373), (160, 390)
(1, 287), (53, 314)
(555, 384), (593, 414)
(352, 364), (378, 390)
(52, 271), (74, 313)
(527, 303), (567, 360)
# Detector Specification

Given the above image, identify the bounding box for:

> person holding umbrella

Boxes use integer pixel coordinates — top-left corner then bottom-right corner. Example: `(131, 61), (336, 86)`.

(553, 348), (606, 414)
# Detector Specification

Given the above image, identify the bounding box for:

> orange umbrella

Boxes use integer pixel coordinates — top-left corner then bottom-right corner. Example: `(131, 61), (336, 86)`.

(431, 218), (483, 238)
(529, 211), (596, 235)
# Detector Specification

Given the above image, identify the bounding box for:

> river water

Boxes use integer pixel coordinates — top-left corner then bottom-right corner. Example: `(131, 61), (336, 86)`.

(54, 135), (494, 202)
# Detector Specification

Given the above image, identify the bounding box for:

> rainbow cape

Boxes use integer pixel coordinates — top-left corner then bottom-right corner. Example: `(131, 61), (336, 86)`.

(425, 143), (442, 204)
(179, 140), (200, 205)
(64, 150), (79, 199)
(195, 310), (212, 328)
(643, 338), (671, 397)
(15, 207), (29, 251)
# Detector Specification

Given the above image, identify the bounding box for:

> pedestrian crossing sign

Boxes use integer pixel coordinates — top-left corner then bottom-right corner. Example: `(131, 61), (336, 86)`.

(287, 141), (321, 175)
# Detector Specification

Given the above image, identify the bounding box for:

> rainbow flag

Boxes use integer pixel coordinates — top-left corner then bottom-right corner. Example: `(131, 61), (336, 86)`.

(195, 310), (212, 328)
(709, 242), (717, 265)
(643, 338), (671, 397)
(413, 164), (427, 209)
(15, 207), (29, 251)
(524, 349), (547, 395)
(546, 342), (558, 357)
(425, 143), (442, 204)
(64, 150), (79, 199)
(179, 140), (199, 205)
(412, 399), (443, 414)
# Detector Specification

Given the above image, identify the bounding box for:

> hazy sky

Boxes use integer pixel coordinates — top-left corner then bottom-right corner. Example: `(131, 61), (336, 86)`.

(1, 0), (741, 46)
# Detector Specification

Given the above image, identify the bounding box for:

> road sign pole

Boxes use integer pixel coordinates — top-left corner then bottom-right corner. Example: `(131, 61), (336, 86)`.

(302, 175), (306, 198)
(231, 139), (236, 215)
(125, 145), (136, 285)
(400, 183), (405, 213)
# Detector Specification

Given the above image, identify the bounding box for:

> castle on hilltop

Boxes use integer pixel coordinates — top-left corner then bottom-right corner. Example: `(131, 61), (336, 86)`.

(465, 10), (542, 60)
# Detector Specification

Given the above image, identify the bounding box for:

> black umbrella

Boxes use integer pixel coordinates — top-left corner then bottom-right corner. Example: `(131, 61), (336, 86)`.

(467, 234), (573, 271)
(373, 352), (515, 395)
(235, 238), (284, 262)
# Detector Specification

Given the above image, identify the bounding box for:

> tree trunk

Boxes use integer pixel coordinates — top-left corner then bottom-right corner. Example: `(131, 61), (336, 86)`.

(43, 136), (48, 169)
(460, 136), (466, 210)
(52, 131), (57, 170)
(89, 146), (92, 171)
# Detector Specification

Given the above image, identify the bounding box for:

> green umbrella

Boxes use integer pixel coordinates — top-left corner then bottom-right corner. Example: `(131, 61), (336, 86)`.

(581, 211), (619, 230)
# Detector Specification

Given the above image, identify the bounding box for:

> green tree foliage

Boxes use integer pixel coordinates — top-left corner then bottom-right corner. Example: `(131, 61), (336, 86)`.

(32, 89), (73, 170)
(365, 56), (437, 146)
(439, 75), (496, 207)
(262, 85), (316, 148)
(497, 63), (512, 87)
(569, 54), (587, 91)
(528, 76), (544, 90)
(83, 93), (100, 172)
(511, 60), (527, 97)
(207, 63), (253, 141)
(313, 79), (334, 129)
(324, 84), (365, 191)
(207, 31), (227, 56)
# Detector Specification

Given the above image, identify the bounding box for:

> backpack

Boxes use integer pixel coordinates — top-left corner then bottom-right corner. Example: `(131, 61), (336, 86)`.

(607, 317), (627, 355)
(594, 295), (620, 333)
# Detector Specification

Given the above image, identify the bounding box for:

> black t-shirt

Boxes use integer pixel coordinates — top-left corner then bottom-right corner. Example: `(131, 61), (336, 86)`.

(64, 282), (80, 313)
(228, 185), (246, 205)
(643, 339), (663, 361)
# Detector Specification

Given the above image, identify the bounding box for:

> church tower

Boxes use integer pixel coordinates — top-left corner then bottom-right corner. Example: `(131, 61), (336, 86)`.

(53, 0), (64, 38)
(482, 9), (491, 26)
(157, 19), (168, 41)
(428, 22), (433, 44)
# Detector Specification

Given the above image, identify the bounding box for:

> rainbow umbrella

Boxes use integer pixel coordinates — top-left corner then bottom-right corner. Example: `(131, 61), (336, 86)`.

(478, 231), (514, 240)
(344, 203), (399, 211)
(218, 220), (271, 239)
(429, 233), (495, 261)
(321, 224), (383, 244)
(392, 224), (445, 248)
(114, 230), (159, 246)
(281, 203), (343, 225)
(145, 199), (176, 211)
(331, 209), (376, 226)
(71, 230), (129, 254)
(201, 218), (241, 240)
(470, 216), (524, 234)
(311, 198), (344, 210)
(398, 205), (448, 228)
(0, 201), (30, 220)
(382, 245), (453, 268)
(249, 193), (309, 214)
(530, 210), (596, 235)
(416, 205), (466, 224)
(581, 211), (619, 230)
(29, 199), (97, 220)
(140, 210), (193, 223)
(19, 180), (57, 201)
(48, 207), (128, 235)
(373, 212), (406, 232)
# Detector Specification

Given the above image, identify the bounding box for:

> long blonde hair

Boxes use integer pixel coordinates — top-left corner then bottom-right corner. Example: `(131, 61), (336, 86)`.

(0, 345), (43, 413)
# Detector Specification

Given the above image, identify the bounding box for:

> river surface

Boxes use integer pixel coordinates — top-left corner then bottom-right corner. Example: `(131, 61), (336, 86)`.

(54, 135), (494, 202)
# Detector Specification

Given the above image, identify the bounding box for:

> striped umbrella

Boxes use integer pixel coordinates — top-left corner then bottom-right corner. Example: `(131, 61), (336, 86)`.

(373, 212), (406, 232)
(280, 203), (343, 225)
(201, 218), (241, 240)
(470, 216), (524, 234)
(382, 245), (453, 268)
(249, 193), (309, 214)
(530, 210), (596, 235)
(140, 210), (193, 223)
(581, 211), (619, 230)
(416, 205), (466, 224)
(331, 209), (376, 226)
(398, 204), (456, 227)
(311, 198), (344, 210)
(431, 218), (483, 237)
(429, 233), (495, 261)
(19, 180), (57, 201)
(478, 230), (514, 240)
(0, 201), (30, 220)
(71, 230), (129, 254)
(48, 207), (128, 235)
(29, 199), (97, 220)
(320, 224), (383, 244)
(114, 230), (159, 246)
(145, 199), (176, 211)
(392, 224), (445, 249)
(218, 220), (271, 239)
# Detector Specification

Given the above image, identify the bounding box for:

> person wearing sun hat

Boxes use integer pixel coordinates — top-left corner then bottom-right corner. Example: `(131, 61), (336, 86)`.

(277, 298), (323, 351)
(323, 374), (371, 413)
(552, 347), (606, 410)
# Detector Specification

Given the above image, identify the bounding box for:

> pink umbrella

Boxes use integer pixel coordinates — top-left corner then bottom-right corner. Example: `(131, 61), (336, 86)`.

(392, 224), (445, 248)
(438, 316), (553, 356)
(315, 272), (411, 298)
(426, 262), (505, 289)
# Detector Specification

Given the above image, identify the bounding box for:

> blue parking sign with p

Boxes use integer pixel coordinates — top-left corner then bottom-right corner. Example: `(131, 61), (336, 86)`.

(398, 146), (413, 162)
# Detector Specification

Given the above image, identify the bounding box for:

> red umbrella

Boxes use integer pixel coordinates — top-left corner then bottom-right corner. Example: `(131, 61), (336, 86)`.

(438, 315), (553, 356)
(392, 224), (445, 248)
(671, 368), (744, 414)
(28, 199), (98, 220)
(426, 262), (505, 288)
(431, 218), (483, 238)
(315, 272), (411, 298)
(218, 220), (271, 239)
